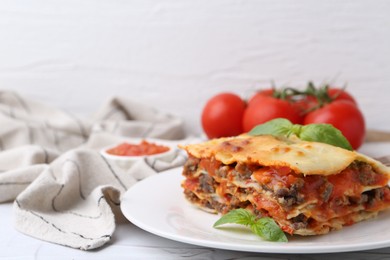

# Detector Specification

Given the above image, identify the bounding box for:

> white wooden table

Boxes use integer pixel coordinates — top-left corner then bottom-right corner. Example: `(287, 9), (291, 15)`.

(2, 202), (390, 260)
(1, 142), (390, 260)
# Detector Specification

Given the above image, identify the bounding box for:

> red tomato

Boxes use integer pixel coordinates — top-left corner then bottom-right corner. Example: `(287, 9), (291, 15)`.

(243, 92), (304, 133)
(293, 88), (356, 115)
(327, 88), (357, 105)
(304, 100), (365, 150)
(292, 95), (318, 114)
(247, 89), (275, 104)
(201, 93), (246, 139)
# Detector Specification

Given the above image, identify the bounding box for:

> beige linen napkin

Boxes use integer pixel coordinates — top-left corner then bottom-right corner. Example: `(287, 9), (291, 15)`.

(0, 90), (189, 250)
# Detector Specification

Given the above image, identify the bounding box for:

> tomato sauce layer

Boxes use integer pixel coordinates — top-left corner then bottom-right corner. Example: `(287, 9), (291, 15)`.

(106, 140), (169, 156)
(253, 163), (390, 221)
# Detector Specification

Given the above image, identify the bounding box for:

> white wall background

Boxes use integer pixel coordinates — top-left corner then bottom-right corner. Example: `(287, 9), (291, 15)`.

(0, 0), (389, 136)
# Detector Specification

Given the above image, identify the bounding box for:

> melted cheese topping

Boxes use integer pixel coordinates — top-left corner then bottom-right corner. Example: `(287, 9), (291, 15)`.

(180, 134), (390, 176)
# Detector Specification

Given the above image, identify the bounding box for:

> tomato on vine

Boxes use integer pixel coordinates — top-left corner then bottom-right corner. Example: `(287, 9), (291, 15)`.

(293, 82), (357, 113)
(327, 87), (356, 105)
(200, 82), (365, 149)
(304, 100), (365, 150)
(242, 89), (304, 133)
(201, 92), (246, 139)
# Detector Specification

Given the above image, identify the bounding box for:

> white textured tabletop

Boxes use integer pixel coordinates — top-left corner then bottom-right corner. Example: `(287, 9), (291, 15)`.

(2, 202), (390, 260)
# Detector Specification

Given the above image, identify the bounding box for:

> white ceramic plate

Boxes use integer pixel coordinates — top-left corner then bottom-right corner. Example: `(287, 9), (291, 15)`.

(121, 167), (390, 254)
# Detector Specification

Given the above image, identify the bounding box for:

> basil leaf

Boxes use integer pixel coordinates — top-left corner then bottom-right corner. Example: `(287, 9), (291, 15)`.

(251, 218), (288, 242)
(300, 124), (353, 151)
(213, 209), (256, 227)
(247, 118), (353, 151)
(213, 209), (287, 242)
(248, 118), (293, 136)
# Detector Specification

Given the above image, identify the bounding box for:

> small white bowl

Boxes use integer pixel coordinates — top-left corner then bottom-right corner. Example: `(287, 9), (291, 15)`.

(100, 139), (176, 170)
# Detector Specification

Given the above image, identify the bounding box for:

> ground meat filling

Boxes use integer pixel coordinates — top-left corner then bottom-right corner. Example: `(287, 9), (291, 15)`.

(215, 165), (230, 179)
(199, 174), (215, 193)
(233, 163), (253, 180)
(350, 161), (378, 186)
(182, 156), (389, 233)
(182, 156), (200, 177)
(291, 214), (309, 230)
(275, 178), (306, 207)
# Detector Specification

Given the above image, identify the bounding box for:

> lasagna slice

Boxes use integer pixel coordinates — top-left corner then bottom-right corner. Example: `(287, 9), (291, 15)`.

(180, 134), (390, 235)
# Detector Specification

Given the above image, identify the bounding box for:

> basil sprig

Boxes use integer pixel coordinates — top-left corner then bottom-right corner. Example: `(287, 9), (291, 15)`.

(213, 209), (287, 242)
(248, 118), (353, 151)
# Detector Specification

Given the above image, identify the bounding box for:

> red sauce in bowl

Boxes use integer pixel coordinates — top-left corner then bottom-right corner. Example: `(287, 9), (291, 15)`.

(106, 140), (170, 157)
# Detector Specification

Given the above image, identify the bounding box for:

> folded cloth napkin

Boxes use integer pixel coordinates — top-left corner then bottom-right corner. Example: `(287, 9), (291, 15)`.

(0, 90), (192, 250)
